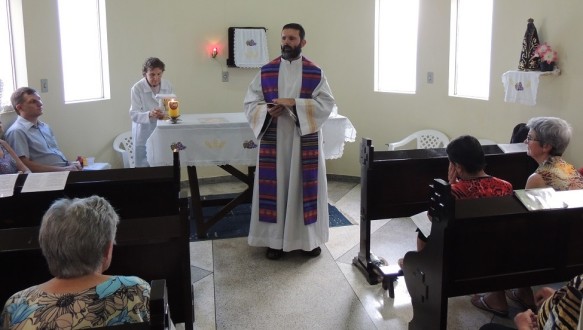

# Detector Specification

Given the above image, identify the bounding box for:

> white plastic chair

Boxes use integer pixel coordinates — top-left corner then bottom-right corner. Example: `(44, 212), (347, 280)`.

(113, 131), (135, 168)
(387, 129), (450, 151)
(0, 105), (17, 135)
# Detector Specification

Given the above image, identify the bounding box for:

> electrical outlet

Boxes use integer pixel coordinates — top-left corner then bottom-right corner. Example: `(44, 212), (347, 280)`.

(41, 79), (48, 92)
(222, 71), (229, 82)
(427, 72), (434, 84)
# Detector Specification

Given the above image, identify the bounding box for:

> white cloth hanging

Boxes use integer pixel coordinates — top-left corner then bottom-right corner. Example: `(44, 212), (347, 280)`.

(234, 28), (269, 68)
(502, 70), (542, 106)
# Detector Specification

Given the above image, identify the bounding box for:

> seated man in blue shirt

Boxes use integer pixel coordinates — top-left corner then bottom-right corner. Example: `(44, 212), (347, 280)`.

(5, 87), (81, 172)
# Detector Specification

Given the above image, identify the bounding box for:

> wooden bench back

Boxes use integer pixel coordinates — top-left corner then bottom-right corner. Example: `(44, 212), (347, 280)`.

(361, 138), (537, 221)
(0, 166), (180, 229)
(403, 178), (583, 329)
(0, 152), (194, 329)
(355, 138), (538, 286)
(0, 211), (191, 328)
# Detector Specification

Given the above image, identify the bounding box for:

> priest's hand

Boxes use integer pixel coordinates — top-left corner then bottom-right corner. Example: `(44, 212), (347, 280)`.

(272, 98), (295, 107)
(267, 103), (285, 117)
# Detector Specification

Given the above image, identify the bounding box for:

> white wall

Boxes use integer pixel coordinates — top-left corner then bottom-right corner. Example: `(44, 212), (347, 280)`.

(20, 0), (583, 178)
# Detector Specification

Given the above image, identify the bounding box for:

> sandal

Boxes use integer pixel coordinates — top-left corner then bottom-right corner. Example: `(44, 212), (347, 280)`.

(505, 289), (537, 311)
(471, 295), (509, 317)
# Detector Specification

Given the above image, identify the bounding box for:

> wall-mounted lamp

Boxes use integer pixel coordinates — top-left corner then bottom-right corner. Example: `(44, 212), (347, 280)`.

(209, 44), (227, 82)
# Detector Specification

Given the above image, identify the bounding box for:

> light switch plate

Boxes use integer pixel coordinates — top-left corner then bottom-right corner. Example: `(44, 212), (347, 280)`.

(41, 79), (48, 92)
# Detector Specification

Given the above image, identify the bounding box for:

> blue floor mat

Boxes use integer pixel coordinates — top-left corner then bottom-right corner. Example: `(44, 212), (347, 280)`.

(190, 201), (351, 241)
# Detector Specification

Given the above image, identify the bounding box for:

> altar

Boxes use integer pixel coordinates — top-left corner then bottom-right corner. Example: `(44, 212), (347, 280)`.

(146, 112), (356, 166)
(146, 112), (356, 237)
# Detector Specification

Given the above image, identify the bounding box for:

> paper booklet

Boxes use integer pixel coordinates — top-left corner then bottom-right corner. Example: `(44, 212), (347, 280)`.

(410, 210), (431, 238)
(498, 143), (527, 153)
(514, 188), (568, 211)
(556, 189), (583, 208)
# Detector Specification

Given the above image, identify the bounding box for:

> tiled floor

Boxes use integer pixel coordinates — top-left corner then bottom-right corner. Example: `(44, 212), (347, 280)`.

(181, 177), (537, 330)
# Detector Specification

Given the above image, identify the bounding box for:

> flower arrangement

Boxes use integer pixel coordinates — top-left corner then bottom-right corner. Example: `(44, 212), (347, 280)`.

(532, 42), (558, 65)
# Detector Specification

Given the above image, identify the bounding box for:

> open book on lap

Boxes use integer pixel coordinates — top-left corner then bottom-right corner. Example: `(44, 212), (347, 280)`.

(410, 210), (431, 238)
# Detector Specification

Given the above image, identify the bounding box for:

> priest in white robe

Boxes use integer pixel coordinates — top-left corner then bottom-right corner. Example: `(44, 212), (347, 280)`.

(243, 23), (337, 259)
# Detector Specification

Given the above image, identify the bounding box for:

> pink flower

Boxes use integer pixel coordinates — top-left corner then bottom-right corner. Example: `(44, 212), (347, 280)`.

(541, 50), (557, 64)
(531, 42), (558, 65)
(534, 43), (551, 57)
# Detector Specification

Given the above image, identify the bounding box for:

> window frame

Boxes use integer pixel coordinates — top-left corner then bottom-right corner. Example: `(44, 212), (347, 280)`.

(57, 0), (110, 104)
(0, 0), (28, 106)
(374, 0), (420, 94)
(448, 0), (494, 100)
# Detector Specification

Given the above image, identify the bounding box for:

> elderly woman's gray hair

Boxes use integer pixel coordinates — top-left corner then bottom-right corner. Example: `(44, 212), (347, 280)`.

(526, 116), (572, 156)
(39, 195), (119, 278)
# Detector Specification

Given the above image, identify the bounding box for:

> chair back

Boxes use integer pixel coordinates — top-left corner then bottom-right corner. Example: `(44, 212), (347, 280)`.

(0, 105), (17, 136)
(113, 131), (135, 168)
(387, 129), (449, 151)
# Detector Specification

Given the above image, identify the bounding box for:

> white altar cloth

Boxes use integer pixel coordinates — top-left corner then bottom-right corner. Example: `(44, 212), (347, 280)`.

(146, 113), (356, 166)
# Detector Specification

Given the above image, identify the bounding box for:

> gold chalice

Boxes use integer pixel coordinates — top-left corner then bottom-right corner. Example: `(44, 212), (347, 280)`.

(168, 100), (180, 124)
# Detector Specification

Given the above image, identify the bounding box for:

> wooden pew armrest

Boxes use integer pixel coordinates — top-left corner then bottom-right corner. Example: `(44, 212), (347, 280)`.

(150, 279), (170, 330)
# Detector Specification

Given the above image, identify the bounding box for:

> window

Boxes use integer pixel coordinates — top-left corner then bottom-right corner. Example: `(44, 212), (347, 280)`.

(57, 0), (109, 103)
(449, 0), (493, 100)
(375, 0), (420, 94)
(0, 0), (27, 106)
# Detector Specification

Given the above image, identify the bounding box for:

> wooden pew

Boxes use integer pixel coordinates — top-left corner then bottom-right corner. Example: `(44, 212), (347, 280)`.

(403, 179), (583, 330)
(353, 138), (538, 297)
(0, 152), (194, 330)
(1, 166), (180, 229)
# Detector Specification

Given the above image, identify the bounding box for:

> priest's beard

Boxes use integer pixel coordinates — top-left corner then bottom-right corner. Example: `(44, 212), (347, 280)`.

(281, 45), (302, 61)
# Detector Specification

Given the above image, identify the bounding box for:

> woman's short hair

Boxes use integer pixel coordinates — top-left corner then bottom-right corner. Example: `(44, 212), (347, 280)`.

(142, 57), (165, 75)
(39, 196), (119, 278)
(446, 135), (486, 174)
(526, 117), (572, 156)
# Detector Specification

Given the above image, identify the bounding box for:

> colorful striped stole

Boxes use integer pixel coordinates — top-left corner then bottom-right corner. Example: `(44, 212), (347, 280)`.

(258, 56), (322, 225)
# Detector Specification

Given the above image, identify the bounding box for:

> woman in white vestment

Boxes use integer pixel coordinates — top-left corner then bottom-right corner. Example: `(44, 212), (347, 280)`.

(129, 57), (174, 167)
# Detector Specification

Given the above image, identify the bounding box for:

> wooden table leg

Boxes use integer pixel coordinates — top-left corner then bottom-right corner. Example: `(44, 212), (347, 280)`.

(187, 166), (205, 238)
(187, 165), (255, 238)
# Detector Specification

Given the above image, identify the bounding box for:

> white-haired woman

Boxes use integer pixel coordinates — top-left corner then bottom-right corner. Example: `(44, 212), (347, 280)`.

(524, 116), (583, 190)
(1, 196), (150, 329)
(130, 57), (174, 167)
(473, 117), (583, 317)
